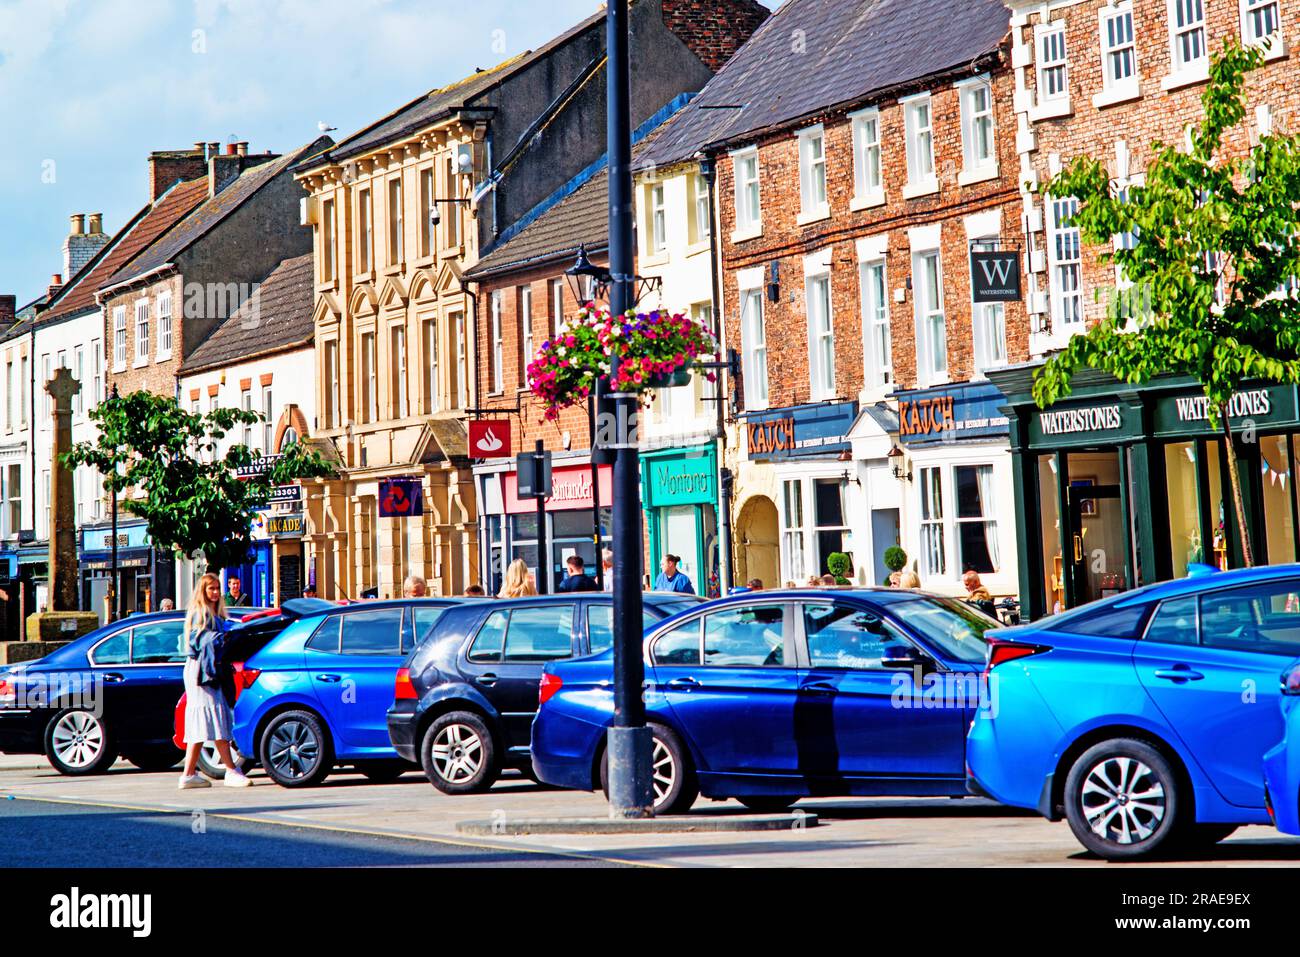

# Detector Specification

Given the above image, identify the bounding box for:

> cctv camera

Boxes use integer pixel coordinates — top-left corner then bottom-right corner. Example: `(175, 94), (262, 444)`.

(429, 205), (441, 226)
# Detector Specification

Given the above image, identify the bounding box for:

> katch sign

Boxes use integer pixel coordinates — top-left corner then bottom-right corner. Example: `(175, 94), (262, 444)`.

(468, 419), (512, 459)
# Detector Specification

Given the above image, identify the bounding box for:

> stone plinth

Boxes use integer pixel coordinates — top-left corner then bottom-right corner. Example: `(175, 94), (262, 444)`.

(0, 640), (72, 665)
(25, 611), (100, 643)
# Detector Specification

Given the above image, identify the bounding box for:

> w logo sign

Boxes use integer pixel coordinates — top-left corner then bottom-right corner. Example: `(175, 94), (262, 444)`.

(970, 250), (1021, 303)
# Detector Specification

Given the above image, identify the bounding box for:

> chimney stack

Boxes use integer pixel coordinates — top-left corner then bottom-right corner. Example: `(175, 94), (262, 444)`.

(0, 295), (15, 328)
(148, 146), (208, 201)
(208, 142), (278, 198)
(64, 212), (111, 281)
(208, 142), (220, 161)
(48, 274), (63, 300)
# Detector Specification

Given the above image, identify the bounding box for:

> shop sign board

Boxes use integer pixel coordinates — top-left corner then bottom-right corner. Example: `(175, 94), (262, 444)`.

(896, 383), (1009, 445)
(745, 401), (858, 461)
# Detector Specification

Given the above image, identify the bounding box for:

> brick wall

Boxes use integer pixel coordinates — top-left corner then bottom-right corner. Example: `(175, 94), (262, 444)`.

(102, 273), (186, 398)
(660, 0), (772, 72)
(717, 56), (1026, 410)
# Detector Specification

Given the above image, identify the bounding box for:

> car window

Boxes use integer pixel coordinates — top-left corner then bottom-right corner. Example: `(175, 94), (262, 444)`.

(468, 610), (508, 663)
(339, 609), (403, 656)
(587, 605), (662, 655)
(1142, 596), (1198, 646)
(503, 605), (575, 662)
(90, 630), (130, 666)
(130, 620), (185, 664)
(306, 615), (341, 653)
(703, 605), (786, 667)
(893, 597), (997, 664)
(803, 603), (912, 670)
(411, 606), (450, 651)
(1044, 600), (1151, 640)
(653, 618), (702, 666)
(1198, 579), (1300, 656)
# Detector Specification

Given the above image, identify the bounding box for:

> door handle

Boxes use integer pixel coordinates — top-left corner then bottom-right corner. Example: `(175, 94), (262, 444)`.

(102, 673), (126, 684)
(315, 674), (343, 683)
(800, 681), (837, 695)
(477, 673), (499, 687)
(1153, 666), (1204, 682)
(665, 677), (699, 690)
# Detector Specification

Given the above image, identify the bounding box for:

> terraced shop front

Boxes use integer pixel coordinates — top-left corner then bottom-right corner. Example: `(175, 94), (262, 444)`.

(988, 364), (1300, 621)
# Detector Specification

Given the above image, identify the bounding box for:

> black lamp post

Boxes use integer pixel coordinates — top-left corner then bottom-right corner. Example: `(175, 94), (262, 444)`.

(108, 383), (120, 622)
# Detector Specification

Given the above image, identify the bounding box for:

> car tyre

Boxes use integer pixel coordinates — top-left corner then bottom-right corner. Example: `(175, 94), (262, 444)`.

(358, 760), (411, 784)
(736, 795), (798, 814)
(600, 723), (699, 815)
(124, 747), (183, 772)
(1064, 738), (1184, 860)
(45, 708), (118, 776)
(258, 710), (333, 788)
(421, 711), (499, 794)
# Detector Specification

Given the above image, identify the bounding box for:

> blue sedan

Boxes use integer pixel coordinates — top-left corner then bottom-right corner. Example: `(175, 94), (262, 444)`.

(967, 565), (1300, 860)
(531, 588), (999, 814)
(1263, 658), (1300, 834)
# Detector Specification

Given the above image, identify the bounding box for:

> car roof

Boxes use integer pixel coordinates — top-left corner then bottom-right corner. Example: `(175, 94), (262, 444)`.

(275, 595), (475, 622)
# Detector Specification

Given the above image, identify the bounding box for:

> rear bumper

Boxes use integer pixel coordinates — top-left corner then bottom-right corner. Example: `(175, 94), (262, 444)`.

(386, 707), (419, 764)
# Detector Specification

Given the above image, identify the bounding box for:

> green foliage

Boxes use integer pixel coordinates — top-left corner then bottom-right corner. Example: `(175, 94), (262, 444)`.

(826, 552), (852, 584)
(883, 546), (908, 573)
(63, 390), (332, 572)
(1033, 41), (1300, 564)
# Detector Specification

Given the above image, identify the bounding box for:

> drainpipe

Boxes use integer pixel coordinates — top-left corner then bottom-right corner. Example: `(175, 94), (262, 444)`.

(699, 151), (733, 596)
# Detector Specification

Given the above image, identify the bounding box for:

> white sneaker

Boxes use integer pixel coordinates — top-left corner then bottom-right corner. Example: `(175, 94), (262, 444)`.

(223, 769), (252, 788)
(178, 774), (212, 790)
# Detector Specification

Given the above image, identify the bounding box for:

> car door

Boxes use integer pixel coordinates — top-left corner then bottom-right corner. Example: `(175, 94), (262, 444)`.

(461, 603), (576, 749)
(650, 601), (800, 775)
(308, 606), (406, 753)
(1134, 579), (1300, 808)
(584, 601), (666, 656)
(119, 619), (188, 746)
(795, 599), (967, 778)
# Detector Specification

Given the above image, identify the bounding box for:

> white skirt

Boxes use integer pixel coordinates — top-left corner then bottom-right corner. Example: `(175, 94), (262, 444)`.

(183, 658), (233, 744)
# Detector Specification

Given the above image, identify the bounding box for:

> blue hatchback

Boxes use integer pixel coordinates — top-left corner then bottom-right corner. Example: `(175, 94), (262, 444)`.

(232, 598), (464, 787)
(967, 565), (1300, 860)
(531, 588), (999, 814)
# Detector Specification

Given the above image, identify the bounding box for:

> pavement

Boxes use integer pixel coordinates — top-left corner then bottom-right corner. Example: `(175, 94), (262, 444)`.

(4, 757), (1300, 867)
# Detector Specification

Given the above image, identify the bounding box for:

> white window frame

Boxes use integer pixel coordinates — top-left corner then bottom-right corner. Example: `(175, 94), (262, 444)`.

(804, 251), (835, 401)
(321, 198), (336, 283)
(391, 323), (408, 419)
(968, 237), (1008, 378)
(39, 354), (50, 419)
(1047, 196), (1084, 332)
(4, 359), (11, 431)
(737, 268), (768, 411)
(1240, 0), (1285, 59)
(911, 236), (948, 388)
(262, 384), (273, 452)
(388, 176), (403, 267)
(858, 240), (892, 390)
(956, 77), (998, 185)
(1034, 21), (1071, 118)
(92, 340), (102, 407)
(361, 331), (378, 423)
(453, 311), (468, 410)
(73, 346), (84, 415)
(1164, 0), (1209, 90)
(901, 94), (938, 199)
(520, 286), (534, 376)
(849, 108), (884, 210)
(155, 290), (172, 360)
(241, 388), (253, 448)
(780, 478), (807, 583)
(421, 316), (439, 414)
(692, 173), (711, 244)
(797, 125), (829, 224)
(1094, 2), (1141, 108)
(919, 465), (946, 580)
(357, 187), (373, 274)
(731, 147), (762, 240)
(490, 290), (504, 394)
(647, 182), (667, 256)
(133, 298), (149, 367)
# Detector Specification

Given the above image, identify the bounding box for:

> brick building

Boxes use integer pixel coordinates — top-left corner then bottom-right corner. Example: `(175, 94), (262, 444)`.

(639, 0), (1025, 597)
(992, 0), (1300, 618)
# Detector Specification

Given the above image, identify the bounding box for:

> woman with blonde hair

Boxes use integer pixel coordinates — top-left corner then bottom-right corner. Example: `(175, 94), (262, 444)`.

(178, 573), (251, 789)
(897, 570), (921, 589)
(499, 558), (538, 598)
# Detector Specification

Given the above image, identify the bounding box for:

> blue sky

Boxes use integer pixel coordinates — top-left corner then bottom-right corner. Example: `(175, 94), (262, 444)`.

(0, 0), (778, 307)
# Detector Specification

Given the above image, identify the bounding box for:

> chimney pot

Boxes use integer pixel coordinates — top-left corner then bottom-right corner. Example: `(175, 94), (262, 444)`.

(208, 142), (220, 160)
(236, 142), (248, 157)
(88, 213), (103, 234)
(52, 274), (61, 285)
(226, 142), (239, 155)
(69, 214), (85, 236)
(194, 142), (206, 154)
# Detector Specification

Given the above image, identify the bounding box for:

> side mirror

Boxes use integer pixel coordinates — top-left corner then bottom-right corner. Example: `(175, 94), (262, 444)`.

(880, 644), (932, 670)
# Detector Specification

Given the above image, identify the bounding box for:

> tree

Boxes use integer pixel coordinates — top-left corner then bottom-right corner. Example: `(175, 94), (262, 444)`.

(1033, 41), (1300, 567)
(64, 389), (332, 573)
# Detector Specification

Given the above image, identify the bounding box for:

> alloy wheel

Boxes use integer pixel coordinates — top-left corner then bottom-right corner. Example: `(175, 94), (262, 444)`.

(266, 719), (320, 780)
(431, 723), (483, 784)
(1080, 755), (1166, 845)
(50, 711), (105, 769)
(651, 736), (676, 807)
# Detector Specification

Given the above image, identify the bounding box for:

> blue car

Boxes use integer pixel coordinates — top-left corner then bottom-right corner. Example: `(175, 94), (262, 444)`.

(232, 598), (465, 787)
(531, 588), (999, 814)
(1262, 659), (1300, 834)
(967, 565), (1300, 860)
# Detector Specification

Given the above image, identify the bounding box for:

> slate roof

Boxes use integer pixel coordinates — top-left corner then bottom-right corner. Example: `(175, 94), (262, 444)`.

(40, 177), (209, 322)
(182, 253), (315, 373)
(299, 10), (605, 169)
(637, 0), (1012, 169)
(107, 137), (330, 288)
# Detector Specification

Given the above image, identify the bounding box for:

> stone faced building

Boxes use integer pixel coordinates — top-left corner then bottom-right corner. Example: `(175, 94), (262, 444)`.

(641, 0), (1025, 596)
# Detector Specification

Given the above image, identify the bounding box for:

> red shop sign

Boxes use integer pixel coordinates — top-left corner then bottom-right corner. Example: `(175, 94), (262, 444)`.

(504, 464), (612, 514)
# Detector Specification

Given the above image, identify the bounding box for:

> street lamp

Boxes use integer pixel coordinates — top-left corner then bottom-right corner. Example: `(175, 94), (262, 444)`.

(108, 383), (120, 622)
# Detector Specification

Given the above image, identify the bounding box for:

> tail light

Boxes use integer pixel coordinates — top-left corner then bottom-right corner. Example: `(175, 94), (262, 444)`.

(394, 667), (418, 701)
(539, 673), (563, 706)
(983, 640), (1051, 677)
(231, 662), (261, 701)
(0, 677), (13, 708)
(1281, 662), (1300, 695)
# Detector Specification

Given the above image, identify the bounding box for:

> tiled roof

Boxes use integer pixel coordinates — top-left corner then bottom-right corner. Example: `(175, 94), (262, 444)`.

(182, 254), (315, 373)
(108, 138), (330, 288)
(299, 10), (604, 168)
(40, 178), (209, 321)
(0, 317), (32, 345)
(637, 0), (1011, 169)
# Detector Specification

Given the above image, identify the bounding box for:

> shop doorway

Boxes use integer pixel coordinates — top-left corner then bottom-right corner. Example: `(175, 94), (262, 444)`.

(736, 496), (779, 589)
(1066, 481), (1125, 607)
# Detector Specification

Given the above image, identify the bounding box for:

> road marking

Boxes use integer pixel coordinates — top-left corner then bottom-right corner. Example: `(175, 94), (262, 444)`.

(5, 793), (664, 868)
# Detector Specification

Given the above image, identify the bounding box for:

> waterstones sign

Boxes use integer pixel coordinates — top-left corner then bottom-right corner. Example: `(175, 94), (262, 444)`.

(1155, 384), (1297, 436)
(1173, 389), (1272, 423)
(1039, 405), (1123, 436)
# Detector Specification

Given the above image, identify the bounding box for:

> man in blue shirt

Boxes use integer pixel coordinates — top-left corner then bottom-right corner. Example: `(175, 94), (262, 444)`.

(652, 554), (695, 594)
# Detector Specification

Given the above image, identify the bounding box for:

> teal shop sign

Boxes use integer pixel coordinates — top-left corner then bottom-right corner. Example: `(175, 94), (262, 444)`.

(643, 448), (716, 508)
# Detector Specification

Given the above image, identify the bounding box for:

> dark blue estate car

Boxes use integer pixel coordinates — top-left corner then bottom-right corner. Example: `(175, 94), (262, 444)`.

(386, 593), (702, 793)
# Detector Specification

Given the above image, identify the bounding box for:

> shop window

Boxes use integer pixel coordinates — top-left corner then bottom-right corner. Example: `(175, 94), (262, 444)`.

(781, 479), (807, 583)
(919, 466), (945, 578)
(1261, 434), (1297, 564)
(1165, 442), (1202, 578)
(813, 478), (851, 579)
(485, 514), (505, 597)
(954, 464), (999, 574)
(1203, 440), (1231, 570)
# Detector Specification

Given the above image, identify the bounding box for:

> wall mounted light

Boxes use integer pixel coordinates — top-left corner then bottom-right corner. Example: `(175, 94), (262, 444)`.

(887, 444), (913, 483)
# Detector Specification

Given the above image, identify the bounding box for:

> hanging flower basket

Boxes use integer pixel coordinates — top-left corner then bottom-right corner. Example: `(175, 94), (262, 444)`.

(527, 306), (716, 422)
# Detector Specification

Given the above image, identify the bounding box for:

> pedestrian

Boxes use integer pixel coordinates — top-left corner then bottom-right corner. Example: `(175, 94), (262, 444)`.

(746, 578), (764, 591)
(158, 598), (175, 611)
(178, 573), (251, 790)
(223, 576), (250, 607)
(652, 554), (695, 594)
(558, 555), (598, 592)
(820, 573), (837, 587)
(898, 570), (921, 589)
(888, 571), (901, 587)
(962, 568), (997, 616)
(463, 584), (486, 597)
(302, 585), (318, 599)
(499, 558), (538, 598)
(403, 574), (428, 598)
(601, 549), (614, 592)
(806, 575), (821, 588)
(784, 580), (797, 589)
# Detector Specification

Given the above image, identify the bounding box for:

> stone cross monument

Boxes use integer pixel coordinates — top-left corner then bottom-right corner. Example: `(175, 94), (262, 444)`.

(46, 367), (81, 612)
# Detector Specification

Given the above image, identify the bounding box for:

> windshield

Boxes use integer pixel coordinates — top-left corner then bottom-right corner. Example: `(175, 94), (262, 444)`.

(892, 596), (999, 664)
